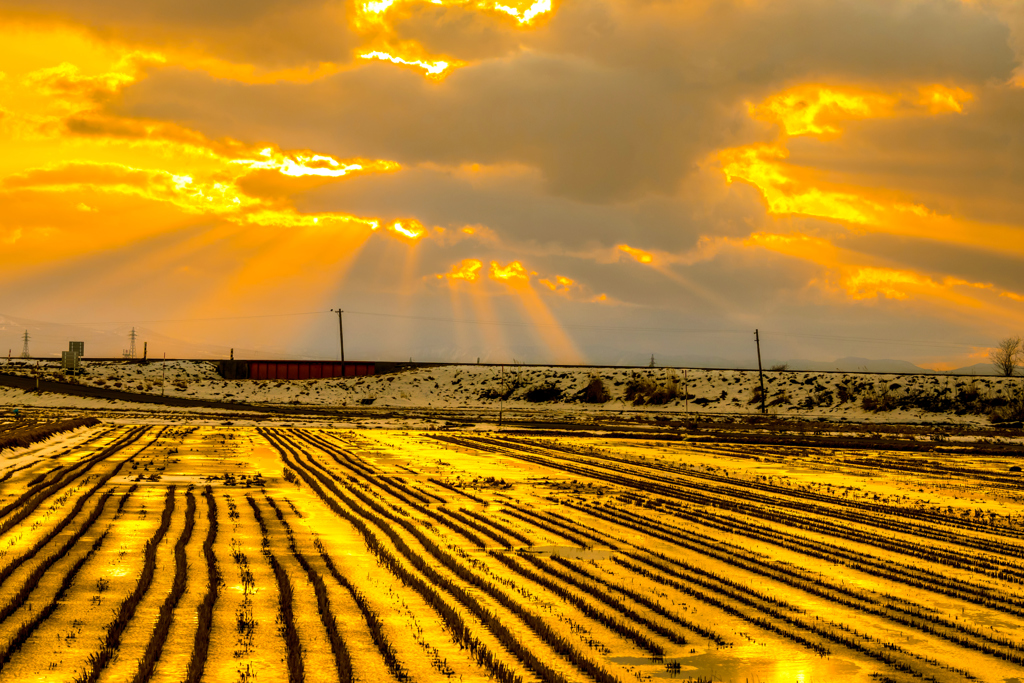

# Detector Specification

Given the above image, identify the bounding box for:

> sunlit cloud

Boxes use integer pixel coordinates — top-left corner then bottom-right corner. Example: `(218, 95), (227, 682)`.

(748, 83), (971, 138)
(1, 1), (1022, 367)
(539, 274), (573, 293)
(742, 231), (1024, 324)
(489, 260), (531, 283)
(230, 147), (400, 179)
(351, 0), (554, 78)
(439, 258), (484, 282)
(386, 218), (427, 241)
(359, 50), (460, 79)
(618, 244), (654, 264)
(353, 0), (554, 30)
(716, 82), (1024, 266)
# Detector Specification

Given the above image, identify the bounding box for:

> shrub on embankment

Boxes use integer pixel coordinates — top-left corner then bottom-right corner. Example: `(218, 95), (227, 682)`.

(858, 379), (1024, 424)
(0, 418), (100, 453)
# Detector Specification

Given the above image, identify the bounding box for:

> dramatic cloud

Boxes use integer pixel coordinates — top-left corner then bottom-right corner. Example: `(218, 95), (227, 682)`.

(0, 0), (1022, 366)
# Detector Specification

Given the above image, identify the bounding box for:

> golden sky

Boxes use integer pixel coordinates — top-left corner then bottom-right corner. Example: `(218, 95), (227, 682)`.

(1, 0), (1022, 367)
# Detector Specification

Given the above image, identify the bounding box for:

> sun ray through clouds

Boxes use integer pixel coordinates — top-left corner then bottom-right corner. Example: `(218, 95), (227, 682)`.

(488, 260), (582, 363)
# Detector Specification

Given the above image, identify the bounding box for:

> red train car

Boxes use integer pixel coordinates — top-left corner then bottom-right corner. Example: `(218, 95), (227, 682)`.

(246, 361), (375, 380)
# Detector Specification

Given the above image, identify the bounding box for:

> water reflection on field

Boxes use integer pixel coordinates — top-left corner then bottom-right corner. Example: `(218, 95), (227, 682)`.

(613, 644), (866, 681)
(524, 544), (615, 560)
(3, 421), (1022, 683)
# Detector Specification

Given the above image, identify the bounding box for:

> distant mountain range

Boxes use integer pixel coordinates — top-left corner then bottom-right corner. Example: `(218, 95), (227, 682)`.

(781, 357), (932, 373)
(780, 357), (1007, 375)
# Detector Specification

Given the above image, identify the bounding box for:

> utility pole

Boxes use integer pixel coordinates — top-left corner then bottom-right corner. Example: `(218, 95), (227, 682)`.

(331, 309), (345, 366)
(755, 329), (766, 415)
(20, 331), (30, 359)
(162, 352), (166, 396)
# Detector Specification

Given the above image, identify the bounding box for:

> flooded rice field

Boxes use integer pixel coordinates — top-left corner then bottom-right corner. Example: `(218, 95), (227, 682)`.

(0, 421), (1022, 683)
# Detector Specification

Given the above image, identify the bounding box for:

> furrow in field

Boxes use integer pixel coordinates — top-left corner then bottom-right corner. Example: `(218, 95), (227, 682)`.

(0, 487), (159, 679)
(498, 506), (600, 547)
(502, 436), (1024, 553)
(260, 493), (353, 683)
(200, 491), (289, 683)
(292, 431), (501, 550)
(458, 508), (533, 546)
(276, 499), (407, 682)
(560, 499), (1024, 677)
(619, 491), (1024, 583)
(263, 429), (549, 683)
(76, 486), (177, 683)
(0, 427), (152, 595)
(0, 487), (132, 671)
(569, 494), (1024, 662)
(128, 490), (197, 683)
(246, 496), (304, 683)
(271, 428), (669, 683)
(586, 497), (1024, 618)
(1, 425), (116, 487)
(0, 426), (148, 542)
(428, 478), (488, 504)
(441, 435), (1024, 611)
(440, 508), (514, 548)
(488, 550), (683, 655)
(0, 486), (135, 628)
(0, 529), (110, 673)
(183, 485), (219, 683)
(297, 431), (529, 553)
(539, 554), (726, 646)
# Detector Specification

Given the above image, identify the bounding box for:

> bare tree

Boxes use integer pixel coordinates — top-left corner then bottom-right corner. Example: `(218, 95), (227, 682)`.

(989, 336), (1022, 376)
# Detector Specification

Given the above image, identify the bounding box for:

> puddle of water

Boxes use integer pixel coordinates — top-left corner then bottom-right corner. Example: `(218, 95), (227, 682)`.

(522, 544), (614, 560)
(613, 648), (865, 682)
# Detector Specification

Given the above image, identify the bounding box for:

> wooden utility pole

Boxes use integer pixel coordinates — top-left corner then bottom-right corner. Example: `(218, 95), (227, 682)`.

(684, 368), (688, 414)
(755, 329), (766, 415)
(331, 309), (345, 366)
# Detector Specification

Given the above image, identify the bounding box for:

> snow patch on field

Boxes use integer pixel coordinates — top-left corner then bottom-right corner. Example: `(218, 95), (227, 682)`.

(2, 359), (1023, 425)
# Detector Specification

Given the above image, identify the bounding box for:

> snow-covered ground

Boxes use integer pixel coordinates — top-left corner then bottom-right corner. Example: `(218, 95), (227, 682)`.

(0, 386), (242, 415)
(3, 359), (1023, 425)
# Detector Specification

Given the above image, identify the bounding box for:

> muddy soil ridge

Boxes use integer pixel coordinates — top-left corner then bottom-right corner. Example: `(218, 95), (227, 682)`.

(0, 422), (1022, 682)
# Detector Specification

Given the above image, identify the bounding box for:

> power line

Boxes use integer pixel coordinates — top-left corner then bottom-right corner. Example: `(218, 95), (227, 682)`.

(63, 309), (749, 335)
(343, 309), (746, 335)
(68, 311), (326, 325)
(53, 308), (991, 351)
(342, 313), (983, 350)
